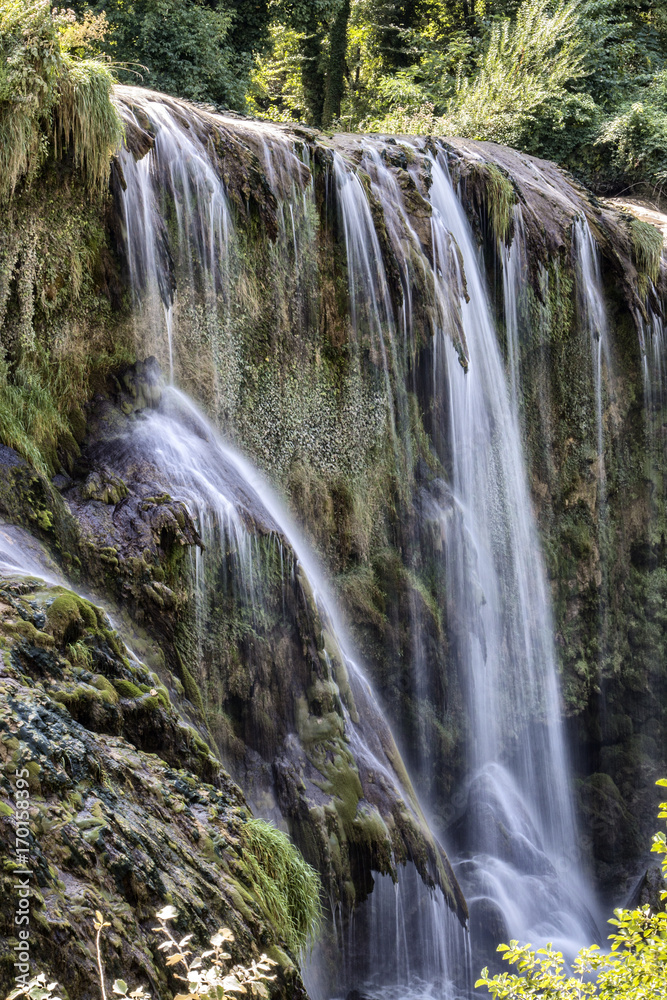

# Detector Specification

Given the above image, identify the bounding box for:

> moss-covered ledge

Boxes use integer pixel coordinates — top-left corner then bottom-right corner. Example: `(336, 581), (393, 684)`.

(0, 572), (316, 999)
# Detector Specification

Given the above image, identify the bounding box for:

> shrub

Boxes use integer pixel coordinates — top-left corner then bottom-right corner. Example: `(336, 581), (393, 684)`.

(153, 905), (277, 1000)
(81, 0), (242, 109)
(4, 906), (283, 1000)
(440, 0), (591, 149)
(595, 71), (667, 195)
(476, 778), (667, 999)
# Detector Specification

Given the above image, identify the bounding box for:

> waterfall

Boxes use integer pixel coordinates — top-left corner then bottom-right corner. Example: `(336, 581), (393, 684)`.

(0, 520), (64, 585)
(573, 217), (612, 508)
(330, 141), (600, 958)
(117, 95), (236, 383)
(89, 375), (466, 995)
(501, 206), (527, 408)
(422, 158), (598, 957)
(109, 88), (609, 994)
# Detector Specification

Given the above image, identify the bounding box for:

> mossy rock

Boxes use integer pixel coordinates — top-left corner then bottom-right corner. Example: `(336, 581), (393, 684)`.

(46, 591), (104, 645)
(113, 678), (144, 699)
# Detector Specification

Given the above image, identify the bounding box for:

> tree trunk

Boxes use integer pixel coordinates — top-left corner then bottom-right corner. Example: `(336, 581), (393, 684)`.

(322, 0), (351, 127)
(301, 21), (326, 127)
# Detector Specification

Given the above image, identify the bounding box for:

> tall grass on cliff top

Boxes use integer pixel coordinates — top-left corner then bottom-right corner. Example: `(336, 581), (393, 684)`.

(0, 1), (122, 201)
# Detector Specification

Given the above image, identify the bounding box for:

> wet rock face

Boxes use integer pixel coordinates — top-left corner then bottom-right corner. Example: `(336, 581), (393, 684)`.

(0, 355), (465, 997)
(468, 897), (509, 972)
(0, 577), (308, 1000)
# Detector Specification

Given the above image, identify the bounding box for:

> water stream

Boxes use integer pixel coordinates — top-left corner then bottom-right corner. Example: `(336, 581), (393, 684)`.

(108, 92), (606, 995)
(573, 217), (612, 510)
(501, 206), (527, 409)
(425, 159), (597, 958)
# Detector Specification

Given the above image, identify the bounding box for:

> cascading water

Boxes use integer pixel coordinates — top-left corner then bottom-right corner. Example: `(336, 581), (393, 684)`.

(116, 90), (237, 386)
(109, 88), (607, 996)
(573, 217), (612, 507)
(425, 158), (598, 958)
(0, 520), (64, 584)
(572, 216), (613, 669)
(501, 206), (527, 408)
(89, 382), (468, 997)
(332, 152), (403, 448)
(331, 142), (600, 962)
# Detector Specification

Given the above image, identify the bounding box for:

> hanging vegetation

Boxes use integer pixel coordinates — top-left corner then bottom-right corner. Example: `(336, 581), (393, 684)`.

(0, 1), (122, 203)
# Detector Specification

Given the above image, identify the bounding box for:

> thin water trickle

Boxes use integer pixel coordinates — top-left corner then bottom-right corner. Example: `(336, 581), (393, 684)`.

(573, 216), (614, 671)
(332, 152), (399, 444)
(573, 217), (612, 502)
(116, 92), (236, 385)
(501, 205), (527, 408)
(0, 521), (65, 585)
(642, 305), (667, 472)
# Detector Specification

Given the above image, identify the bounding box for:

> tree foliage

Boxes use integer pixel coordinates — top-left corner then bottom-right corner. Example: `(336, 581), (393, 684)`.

(440, 0), (590, 147)
(8, 0), (667, 195)
(73, 0), (241, 107)
(245, 0), (667, 198)
(476, 779), (667, 1000)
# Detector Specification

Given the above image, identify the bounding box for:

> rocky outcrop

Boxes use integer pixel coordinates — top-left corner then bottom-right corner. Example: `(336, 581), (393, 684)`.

(0, 357), (466, 995)
(0, 563), (308, 999)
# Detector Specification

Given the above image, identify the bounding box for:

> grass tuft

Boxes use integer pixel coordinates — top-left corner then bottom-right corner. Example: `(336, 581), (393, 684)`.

(55, 55), (123, 198)
(629, 217), (663, 294)
(238, 818), (322, 954)
(0, 1), (122, 204)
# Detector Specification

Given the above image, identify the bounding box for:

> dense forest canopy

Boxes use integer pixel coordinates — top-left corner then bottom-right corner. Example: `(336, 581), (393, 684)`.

(64, 0), (667, 198)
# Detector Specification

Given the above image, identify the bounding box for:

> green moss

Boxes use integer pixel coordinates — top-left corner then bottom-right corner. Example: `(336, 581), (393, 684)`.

(46, 591), (101, 644)
(3, 619), (55, 647)
(470, 161), (516, 244)
(112, 679), (143, 699)
(175, 648), (207, 716)
(311, 740), (364, 833)
(296, 697), (344, 744)
(0, 156), (133, 474)
(92, 675), (118, 700)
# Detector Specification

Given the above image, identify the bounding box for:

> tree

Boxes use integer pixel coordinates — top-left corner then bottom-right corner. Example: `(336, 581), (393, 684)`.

(271, 0), (349, 125)
(72, 0), (271, 109)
